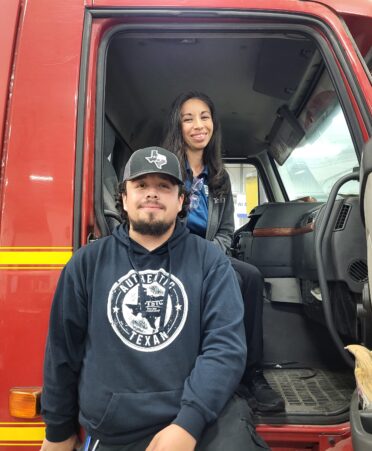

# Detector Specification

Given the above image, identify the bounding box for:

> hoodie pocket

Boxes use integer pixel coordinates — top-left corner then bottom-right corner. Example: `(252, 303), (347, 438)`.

(91, 389), (183, 434)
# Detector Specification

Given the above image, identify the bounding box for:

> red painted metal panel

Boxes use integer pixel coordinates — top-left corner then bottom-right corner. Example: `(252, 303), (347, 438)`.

(0, 269), (60, 401)
(343, 13), (372, 58)
(0, 0), (86, 444)
(0, 0), (21, 173)
(312, 0), (372, 17)
(257, 423), (352, 451)
(0, 0), (85, 248)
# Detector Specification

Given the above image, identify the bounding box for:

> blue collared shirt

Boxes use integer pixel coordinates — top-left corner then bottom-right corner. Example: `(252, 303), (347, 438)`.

(185, 164), (209, 238)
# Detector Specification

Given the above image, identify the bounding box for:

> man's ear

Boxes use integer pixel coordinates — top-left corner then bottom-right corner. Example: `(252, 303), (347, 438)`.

(122, 193), (127, 212)
(178, 194), (184, 213)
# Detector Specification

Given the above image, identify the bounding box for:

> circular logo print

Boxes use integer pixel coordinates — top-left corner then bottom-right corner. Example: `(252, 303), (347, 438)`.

(107, 269), (188, 352)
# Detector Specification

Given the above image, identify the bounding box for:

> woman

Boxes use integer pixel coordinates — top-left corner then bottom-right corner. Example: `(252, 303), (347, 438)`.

(163, 91), (284, 413)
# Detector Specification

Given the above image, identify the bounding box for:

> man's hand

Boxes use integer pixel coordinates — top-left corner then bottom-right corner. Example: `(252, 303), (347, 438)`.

(40, 434), (80, 451)
(146, 424), (196, 451)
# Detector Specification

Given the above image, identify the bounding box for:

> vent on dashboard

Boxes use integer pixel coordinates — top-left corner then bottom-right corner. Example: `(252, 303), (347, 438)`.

(348, 260), (368, 283)
(334, 204), (351, 231)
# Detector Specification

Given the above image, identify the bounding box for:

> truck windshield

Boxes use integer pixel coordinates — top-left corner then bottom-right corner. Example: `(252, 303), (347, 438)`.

(276, 104), (359, 202)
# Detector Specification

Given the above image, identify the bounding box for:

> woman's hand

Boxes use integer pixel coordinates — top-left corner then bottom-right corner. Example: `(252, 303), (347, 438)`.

(146, 424), (196, 451)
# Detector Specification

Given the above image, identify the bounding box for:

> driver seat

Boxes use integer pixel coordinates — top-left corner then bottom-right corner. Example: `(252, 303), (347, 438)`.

(103, 120), (122, 232)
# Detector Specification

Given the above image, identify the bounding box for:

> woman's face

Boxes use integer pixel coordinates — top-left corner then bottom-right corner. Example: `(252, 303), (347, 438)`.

(180, 98), (214, 153)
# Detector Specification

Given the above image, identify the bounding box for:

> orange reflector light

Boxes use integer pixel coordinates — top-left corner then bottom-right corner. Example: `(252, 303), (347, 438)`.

(9, 387), (42, 419)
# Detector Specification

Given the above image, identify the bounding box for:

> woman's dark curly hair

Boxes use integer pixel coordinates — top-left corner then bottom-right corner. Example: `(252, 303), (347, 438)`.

(162, 91), (229, 198)
(115, 178), (190, 224)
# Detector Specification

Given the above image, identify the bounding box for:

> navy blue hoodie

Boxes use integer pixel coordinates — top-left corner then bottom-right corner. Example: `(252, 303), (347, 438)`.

(41, 221), (246, 445)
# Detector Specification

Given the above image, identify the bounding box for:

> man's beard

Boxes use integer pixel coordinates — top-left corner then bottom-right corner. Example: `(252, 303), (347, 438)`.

(129, 213), (174, 236)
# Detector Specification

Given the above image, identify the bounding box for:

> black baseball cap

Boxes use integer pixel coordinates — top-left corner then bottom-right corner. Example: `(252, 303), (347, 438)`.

(123, 147), (184, 185)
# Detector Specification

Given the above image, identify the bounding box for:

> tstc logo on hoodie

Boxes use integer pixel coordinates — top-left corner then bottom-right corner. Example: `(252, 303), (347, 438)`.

(107, 269), (188, 352)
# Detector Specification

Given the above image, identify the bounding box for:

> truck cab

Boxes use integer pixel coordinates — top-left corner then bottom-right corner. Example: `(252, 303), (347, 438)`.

(0, 1), (371, 449)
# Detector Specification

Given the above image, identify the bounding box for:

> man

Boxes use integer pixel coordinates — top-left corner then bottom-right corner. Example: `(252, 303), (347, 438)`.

(41, 147), (268, 451)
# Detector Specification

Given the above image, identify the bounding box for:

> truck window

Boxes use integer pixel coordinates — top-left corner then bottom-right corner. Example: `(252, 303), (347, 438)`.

(275, 72), (359, 202)
(225, 163), (267, 229)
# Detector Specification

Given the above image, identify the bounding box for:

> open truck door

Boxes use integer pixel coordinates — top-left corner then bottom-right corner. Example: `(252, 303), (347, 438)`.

(351, 138), (372, 450)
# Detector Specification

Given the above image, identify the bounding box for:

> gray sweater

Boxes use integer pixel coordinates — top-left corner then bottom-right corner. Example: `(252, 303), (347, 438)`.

(205, 175), (235, 254)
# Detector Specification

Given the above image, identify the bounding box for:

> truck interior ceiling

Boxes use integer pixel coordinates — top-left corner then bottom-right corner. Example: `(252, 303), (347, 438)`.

(96, 23), (369, 425)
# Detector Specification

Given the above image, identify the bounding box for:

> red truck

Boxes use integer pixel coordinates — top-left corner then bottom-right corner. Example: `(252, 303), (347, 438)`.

(1, 0), (371, 449)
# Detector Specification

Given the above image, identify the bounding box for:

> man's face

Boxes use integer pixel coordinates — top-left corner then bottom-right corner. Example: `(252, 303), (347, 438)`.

(123, 174), (184, 236)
